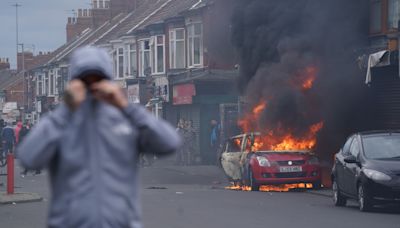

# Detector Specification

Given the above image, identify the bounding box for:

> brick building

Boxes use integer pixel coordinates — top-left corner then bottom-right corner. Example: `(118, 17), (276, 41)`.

(29, 0), (239, 164)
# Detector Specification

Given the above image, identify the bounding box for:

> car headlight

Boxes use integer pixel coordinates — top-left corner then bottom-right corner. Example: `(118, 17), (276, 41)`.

(363, 169), (392, 181)
(307, 156), (319, 165)
(256, 156), (271, 167)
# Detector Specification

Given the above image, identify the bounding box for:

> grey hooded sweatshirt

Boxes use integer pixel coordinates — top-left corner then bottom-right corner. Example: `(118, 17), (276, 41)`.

(17, 46), (181, 228)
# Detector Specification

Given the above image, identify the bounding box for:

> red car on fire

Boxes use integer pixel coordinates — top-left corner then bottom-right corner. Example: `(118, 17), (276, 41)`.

(220, 133), (322, 191)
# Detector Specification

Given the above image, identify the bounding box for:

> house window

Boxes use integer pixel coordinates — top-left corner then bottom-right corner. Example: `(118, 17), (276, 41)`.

(112, 50), (117, 78)
(187, 23), (203, 67)
(37, 75), (43, 96)
(44, 73), (48, 96)
(49, 71), (55, 96)
(388, 0), (400, 30)
(139, 39), (150, 77)
(371, 0), (382, 33)
(129, 43), (137, 77)
(151, 35), (165, 74)
(170, 28), (185, 69)
(118, 48), (124, 78)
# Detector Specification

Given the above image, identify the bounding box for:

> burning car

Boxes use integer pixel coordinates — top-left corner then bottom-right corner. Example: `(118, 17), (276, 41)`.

(221, 132), (322, 191)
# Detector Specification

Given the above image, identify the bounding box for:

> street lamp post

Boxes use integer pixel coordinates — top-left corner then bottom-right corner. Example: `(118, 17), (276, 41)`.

(12, 3), (22, 70)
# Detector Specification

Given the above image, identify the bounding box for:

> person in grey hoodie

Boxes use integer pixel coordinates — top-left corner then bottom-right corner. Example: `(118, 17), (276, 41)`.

(17, 46), (181, 228)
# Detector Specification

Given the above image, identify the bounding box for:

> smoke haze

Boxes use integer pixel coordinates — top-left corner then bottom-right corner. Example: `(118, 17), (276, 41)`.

(231, 0), (375, 160)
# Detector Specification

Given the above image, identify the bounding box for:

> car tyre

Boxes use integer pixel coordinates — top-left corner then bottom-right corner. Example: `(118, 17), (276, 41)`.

(332, 180), (346, 207)
(358, 184), (374, 212)
(249, 168), (260, 191)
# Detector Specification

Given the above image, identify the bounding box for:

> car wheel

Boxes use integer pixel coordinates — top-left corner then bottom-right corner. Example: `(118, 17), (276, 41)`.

(332, 180), (347, 207)
(249, 168), (260, 191)
(358, 184), (373, 212)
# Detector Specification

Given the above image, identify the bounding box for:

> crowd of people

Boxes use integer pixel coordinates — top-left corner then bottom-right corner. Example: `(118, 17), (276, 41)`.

(175, 119), (197, 166)
(0, 119), (39, 176)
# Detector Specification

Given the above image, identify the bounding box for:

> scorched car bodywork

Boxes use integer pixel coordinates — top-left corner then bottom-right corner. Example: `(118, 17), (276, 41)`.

(221, 133), (322, 191)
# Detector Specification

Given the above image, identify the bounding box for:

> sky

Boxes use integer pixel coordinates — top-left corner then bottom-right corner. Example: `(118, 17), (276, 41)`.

(0, 0), (89, 68)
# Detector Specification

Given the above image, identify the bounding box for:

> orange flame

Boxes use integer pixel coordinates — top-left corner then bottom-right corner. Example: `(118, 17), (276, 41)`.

(238, 66), (323, 152)
(301, 66), (317, 90)
(225, 183), (314, 192)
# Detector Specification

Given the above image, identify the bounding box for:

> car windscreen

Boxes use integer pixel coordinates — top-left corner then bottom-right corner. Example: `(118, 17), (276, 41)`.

(362, 134), (400, 160)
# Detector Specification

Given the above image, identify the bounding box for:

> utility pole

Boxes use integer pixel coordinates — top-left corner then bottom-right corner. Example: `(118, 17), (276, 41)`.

(12, 3), (22, 70)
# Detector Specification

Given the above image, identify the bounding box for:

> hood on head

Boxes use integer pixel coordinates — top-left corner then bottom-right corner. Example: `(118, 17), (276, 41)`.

(69, 46), (113, 81)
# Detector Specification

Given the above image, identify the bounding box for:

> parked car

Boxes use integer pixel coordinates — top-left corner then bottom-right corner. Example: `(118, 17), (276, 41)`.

(220, 133), (322, 191)
(331, 131), (400, 211)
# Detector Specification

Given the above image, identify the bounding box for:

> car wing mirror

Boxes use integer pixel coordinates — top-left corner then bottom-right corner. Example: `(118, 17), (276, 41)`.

(344, 155), (358, 164)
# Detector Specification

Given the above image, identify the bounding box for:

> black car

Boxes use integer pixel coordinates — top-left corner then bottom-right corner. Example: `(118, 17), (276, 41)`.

(331, 131), (400, 211)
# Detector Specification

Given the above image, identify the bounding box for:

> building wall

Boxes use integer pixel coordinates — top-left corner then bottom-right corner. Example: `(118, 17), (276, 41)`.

(66, 9), (93, 42)
(0, 58), (10, 70)
(5, 79), (24, 107)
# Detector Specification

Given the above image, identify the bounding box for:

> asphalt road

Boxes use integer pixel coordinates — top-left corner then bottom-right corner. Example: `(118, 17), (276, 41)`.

(0, 161), (399, 228)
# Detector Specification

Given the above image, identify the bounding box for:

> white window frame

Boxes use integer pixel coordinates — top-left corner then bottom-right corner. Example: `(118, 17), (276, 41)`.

(169, 28), (186, 69)
(36, 74), (44, 96)
(48, 70), (55, 96)
(187, 22), (203, 68)
(117, 47), (124, 79)
(128, 42), (138, 77)
(151, 35), (166, 75)
(138, 39), (150, 77)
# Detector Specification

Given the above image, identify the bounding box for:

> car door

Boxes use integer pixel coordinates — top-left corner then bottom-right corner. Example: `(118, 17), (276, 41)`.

(343, 137), (361, 196)
(335, 136), (353, 192)
(221, 136), (244, 181)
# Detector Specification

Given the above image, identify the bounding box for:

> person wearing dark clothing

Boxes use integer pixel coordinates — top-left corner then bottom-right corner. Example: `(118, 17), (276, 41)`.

(17, 46), (181, 228)
(210, 120), (221, 165)
(19, 124), (41, 177)
(2, 122), (16, 156)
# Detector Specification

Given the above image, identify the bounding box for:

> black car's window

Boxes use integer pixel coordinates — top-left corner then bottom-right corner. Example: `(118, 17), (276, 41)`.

(363, 135), (400, 159)
(349, 138), (360, 158)
(342, 136), (354, 156)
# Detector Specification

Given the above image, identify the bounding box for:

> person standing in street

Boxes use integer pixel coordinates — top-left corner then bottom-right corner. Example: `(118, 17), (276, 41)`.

(175, 119), (185, 165)
(17, 46), (181, 228)
(2, 122), (15, 156)
(210, 119), (221, 165)
(184, 120), (196, 165)
(19, 123), (41, 177)
(14, 121), (23, 144)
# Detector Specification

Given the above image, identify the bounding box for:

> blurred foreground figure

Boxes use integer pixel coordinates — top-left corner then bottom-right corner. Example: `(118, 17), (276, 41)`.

(17, 46), (181, 228)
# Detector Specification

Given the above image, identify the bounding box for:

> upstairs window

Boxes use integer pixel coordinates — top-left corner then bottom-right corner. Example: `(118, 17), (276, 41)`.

(129, 43), (137, 77)
(371, 0), (382, 33)
(170, 28), (186, 69)
(151, 35), (165, 74)
(388, 0), (400, 30)
(187, 23), (203, 67)
(49, 70), (55, 96)
(118, 48), (124, 78)
(37, 74), (43, 96)
(139, 39), (150, 77)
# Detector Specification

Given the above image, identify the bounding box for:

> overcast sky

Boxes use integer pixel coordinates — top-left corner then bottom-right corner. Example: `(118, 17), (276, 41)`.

(0, 0), (88, 68)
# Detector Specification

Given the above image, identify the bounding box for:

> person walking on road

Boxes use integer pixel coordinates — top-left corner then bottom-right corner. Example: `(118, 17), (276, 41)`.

(2, 122), (15, 157)
(17, 46), (181, 228)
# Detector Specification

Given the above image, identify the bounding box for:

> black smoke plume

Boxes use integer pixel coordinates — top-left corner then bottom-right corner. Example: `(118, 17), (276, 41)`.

(231, 0), (376, 161)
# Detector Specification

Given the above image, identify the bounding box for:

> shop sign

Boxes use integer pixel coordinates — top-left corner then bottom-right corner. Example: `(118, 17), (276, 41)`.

(173, 84), (196, 105)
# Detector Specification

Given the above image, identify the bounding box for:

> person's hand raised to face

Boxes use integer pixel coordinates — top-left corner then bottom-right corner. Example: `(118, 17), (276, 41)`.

(64, 76), (128, 111)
